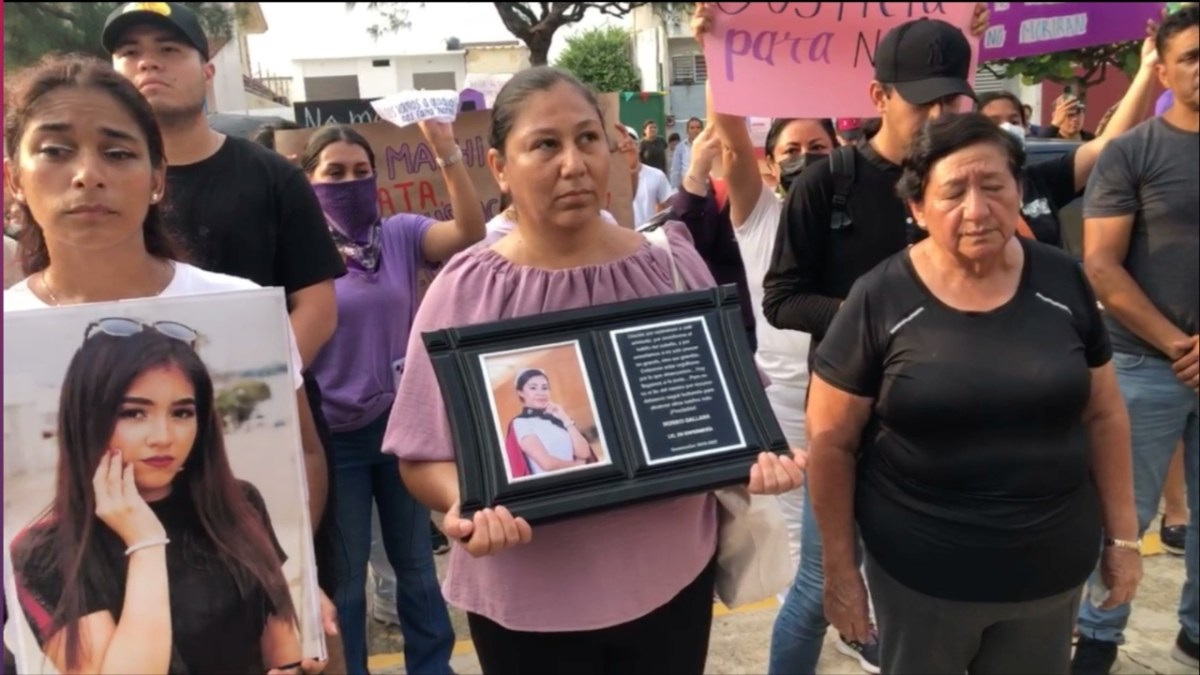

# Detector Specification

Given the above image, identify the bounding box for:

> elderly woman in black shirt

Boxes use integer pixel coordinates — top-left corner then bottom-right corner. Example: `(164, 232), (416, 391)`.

(807, 113), (1142, 674)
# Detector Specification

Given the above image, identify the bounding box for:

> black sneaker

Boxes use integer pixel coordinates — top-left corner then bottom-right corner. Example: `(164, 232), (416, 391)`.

(1173, 629), (1199, 668)
(432, 528), (450, 555)
(836, 631), (881, 675)
(1161, 516), (1186, 556)
(1072, 636), (1120, 674)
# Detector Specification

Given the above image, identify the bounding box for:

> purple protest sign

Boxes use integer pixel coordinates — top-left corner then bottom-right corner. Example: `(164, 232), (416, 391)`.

(980, 2), (1163, 61)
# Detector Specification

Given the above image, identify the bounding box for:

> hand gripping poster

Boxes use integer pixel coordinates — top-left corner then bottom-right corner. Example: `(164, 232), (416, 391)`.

(2, 289), (324, 674)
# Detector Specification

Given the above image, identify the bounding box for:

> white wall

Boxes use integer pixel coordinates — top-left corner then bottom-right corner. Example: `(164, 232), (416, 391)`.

(293, 52), (468, 102)
(634, 29), (660, 91)
(210, 37), (247, 113)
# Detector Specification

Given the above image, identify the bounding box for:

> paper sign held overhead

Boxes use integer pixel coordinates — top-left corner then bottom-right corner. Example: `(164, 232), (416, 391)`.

(372, 90), (461, 128)
(979, 3), (1165, 61)
(704, 3), (977, 119)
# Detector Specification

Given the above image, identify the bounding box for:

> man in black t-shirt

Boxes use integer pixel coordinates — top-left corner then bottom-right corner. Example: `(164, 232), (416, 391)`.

(101, 0), (345, 657)
(761, 13), (987, 674)
(976, 28), (1162, 249)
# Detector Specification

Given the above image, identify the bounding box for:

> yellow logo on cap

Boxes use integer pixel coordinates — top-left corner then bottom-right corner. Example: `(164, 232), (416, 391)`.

(125, 2), (172, 17)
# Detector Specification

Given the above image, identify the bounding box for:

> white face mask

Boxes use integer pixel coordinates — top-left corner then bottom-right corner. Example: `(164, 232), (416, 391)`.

(999, 122), (1027, 148)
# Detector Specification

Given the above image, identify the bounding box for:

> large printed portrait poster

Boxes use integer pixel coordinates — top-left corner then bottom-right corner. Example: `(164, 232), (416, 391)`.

(2, 289), (324, 674)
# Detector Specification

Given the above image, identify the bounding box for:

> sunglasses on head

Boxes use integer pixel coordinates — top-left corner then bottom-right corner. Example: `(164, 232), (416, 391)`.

(84, 317), (199, 348)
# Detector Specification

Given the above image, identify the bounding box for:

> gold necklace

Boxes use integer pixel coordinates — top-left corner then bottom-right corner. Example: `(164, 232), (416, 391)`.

(39, 262), (175, 307)
(40, 271), (61, 306)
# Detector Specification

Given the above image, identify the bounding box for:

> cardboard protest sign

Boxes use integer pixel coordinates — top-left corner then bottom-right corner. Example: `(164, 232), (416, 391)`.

(705, 3), (977, 119)
(275, 102), (634, 230)
(3, 290), (326, 674)
(980, 2), (1164, 61)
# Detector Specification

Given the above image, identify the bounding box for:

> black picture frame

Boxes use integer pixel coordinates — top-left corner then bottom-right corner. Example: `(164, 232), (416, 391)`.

(422, 285), (787, 525)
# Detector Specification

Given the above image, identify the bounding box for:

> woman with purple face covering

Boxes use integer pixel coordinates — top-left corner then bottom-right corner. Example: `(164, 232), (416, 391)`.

(300, 122), (486, 675)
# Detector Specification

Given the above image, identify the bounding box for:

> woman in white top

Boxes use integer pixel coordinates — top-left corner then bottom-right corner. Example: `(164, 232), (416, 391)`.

(3, 53), (335, 675)
(506, 369), (593, 477)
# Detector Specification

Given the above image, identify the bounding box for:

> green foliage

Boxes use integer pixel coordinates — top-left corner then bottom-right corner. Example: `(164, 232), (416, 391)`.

(983, 40), (1144, 100)
(215, 379), (273, 429)
(556, 27), (642, 93)
(344, 2), (417, 40)
(4, 2), (237, 70)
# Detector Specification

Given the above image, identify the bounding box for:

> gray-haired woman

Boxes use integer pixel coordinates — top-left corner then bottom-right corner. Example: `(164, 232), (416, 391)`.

(806, 113), (1142, 674)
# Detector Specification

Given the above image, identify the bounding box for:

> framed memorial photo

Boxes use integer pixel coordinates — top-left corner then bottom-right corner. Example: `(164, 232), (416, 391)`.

(423, 285), (787, 524)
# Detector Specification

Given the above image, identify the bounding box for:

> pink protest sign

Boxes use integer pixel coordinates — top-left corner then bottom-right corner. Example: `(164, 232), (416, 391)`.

(705, 2), (978, 119)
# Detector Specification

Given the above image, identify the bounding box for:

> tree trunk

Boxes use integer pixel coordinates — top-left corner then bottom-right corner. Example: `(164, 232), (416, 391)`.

(527, 28), (554, 66)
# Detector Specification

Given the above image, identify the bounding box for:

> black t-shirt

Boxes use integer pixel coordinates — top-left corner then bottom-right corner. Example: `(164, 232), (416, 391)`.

(163, 135), (346, 292)
(815, 239), (1111, 602)
(639, 137), (669, 174)
(12, 481), (289, 674)
(762, 143), (908, 357)
(163, 135), (343, 594)
(1021, 148), (1081, 247)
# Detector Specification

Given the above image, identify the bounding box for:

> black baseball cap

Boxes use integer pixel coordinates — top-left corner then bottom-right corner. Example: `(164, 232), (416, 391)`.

(874, 18), (975, 106)
(102, 2), (210, 59)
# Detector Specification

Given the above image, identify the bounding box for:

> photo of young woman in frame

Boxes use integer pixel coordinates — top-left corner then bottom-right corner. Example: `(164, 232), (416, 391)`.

(481, 342), (612, 483)
(3, 304), (321, 675)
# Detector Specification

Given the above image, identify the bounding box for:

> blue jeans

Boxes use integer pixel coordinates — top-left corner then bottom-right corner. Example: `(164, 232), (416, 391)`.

(1077, 352), (1199, 644)
(331, 413), (455, 675)
(769, 487), (863, 674)
(370, 506), (399, 624)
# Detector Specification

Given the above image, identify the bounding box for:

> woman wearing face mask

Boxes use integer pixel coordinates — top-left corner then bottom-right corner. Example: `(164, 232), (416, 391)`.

(505, 369), (595, 478)
(688, 0), (839, 625)
(381, 66), (804, 674)
(3, 53), (335, 675)
(299, 121), (484, 675)
(9, 324), (304, 675)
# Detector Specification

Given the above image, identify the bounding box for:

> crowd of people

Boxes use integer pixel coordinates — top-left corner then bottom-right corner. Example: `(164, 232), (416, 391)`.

(1, 1), (1196, 674)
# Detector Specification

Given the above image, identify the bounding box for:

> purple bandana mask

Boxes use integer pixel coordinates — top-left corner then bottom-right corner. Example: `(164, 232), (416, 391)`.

(312, 177), (383, 272)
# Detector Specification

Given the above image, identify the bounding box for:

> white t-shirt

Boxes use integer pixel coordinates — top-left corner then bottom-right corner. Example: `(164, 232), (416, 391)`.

(633, 164), (673, 227)
(5, 262), (305, 391)
(733, 184), (811, 390)
(511, 416), (574, 475)
(485, 208), (620, 236)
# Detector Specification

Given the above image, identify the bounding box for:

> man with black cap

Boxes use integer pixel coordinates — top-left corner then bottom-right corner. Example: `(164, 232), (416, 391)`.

(762, 10), (987, 675)
(101, 3), (347, 670)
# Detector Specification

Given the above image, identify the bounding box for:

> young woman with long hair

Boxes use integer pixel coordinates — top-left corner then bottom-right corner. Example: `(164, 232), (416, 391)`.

(3, 53), (336, 674)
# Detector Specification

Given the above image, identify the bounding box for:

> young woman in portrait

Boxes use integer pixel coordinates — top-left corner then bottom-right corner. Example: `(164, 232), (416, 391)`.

(505, 368), (595, 478)
(9, 324), (302, 675)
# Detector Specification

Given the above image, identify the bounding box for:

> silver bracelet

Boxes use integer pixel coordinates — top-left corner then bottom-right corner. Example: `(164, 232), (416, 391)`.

(436, 145), (463, 169)
(125, 537), (171, 556)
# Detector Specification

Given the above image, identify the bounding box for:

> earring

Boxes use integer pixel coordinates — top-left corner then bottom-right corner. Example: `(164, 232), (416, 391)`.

(151, 193), (160, 203)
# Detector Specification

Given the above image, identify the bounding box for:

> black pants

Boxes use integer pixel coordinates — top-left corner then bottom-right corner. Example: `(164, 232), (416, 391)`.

(304, 372), (342, 596)
(468, 557), (717, 675)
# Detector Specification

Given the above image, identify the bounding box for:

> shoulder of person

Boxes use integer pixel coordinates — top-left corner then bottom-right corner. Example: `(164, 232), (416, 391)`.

(170, 263), (264, 294)
(1023, 238), (1088, 285)
(383, 212), (436, 234)
(222, 135), (310, 187)
(644, 164), (669, 182)
(235, 479), (269, 513)
(4, 280), (44, 312)
(8, 519), (61, 593)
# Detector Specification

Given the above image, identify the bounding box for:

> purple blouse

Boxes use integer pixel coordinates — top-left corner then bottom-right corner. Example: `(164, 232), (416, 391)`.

(310, 213), (434, 432)
(382, 222), (720, 631)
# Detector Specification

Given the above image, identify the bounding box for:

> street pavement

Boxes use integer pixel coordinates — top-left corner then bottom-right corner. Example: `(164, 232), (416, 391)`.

(366, 525), (1195, 674)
